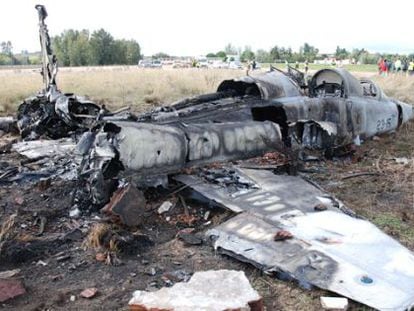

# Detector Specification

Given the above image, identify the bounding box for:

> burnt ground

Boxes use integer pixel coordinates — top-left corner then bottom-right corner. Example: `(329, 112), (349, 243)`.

(0, 121), (413, 311)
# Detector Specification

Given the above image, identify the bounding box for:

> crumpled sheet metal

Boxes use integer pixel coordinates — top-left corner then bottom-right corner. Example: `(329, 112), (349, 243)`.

(177, 168), (414, 311)
(175, 169), (339, 215)
(293, 120), (339, 149)
(12, 138), (76, 159)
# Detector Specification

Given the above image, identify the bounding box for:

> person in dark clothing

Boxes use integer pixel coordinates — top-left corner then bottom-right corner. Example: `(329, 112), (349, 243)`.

(402, 59), (408, 75)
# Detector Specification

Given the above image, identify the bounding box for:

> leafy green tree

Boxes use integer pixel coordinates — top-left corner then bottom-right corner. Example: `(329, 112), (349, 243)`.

(335, 46), (350, 60)
(125, 40), (141, 64)
(240, 46), (255, 62)
(299, 43), (319, 61)
(1, 41), (13, 55)
(89, 29), (115, 65)
(255, 49), (271, 63)
(216, 51), (226, 58)
(0, 41), (14, 65)
(270, 45), (281, 61)
(69, 30), (91, 66)
(206, 52), (216, 58)
(111, 39), (141, 64)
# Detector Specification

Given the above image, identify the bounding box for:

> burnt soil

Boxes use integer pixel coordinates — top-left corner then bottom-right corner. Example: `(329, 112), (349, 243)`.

(0, 121), (413, 311)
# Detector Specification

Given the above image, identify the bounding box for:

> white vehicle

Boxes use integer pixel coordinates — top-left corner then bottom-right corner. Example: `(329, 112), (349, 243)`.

(209, 60), (228, 69)
(138, 59), (162, 68)
(228, 60), (243, 69)
(196, 56), (209, 68)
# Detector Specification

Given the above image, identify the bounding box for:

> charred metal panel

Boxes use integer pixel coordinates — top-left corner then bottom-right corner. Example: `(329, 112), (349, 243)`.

(86, 121), (282, 178)
(352, 97), (399, 138)
(398, 100), (414, 124)
(114, 122), (188, 171)
(217, 71), (302, 100)
(176, 168), (340, 216)
(185, 122), (281, 162)
(208, 210), (414, 311)
(177, 168), (414, 310)
(0, 117), (16, 133)
(294, 121), (338, 149)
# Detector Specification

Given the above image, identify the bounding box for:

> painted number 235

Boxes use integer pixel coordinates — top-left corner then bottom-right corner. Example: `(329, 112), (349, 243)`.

(376, 118), (392, 131)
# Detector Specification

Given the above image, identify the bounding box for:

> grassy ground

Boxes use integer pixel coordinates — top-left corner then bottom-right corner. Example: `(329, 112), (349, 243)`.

(1, 66), (413, 115)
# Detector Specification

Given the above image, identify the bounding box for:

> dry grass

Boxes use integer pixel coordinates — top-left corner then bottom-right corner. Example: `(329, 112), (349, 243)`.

(82, 222), (112, 250)
(0, 213), (16, 242)
(374, 74), (414, 103)
(0, 67), (242, 114)
(0, 67), (412, 116)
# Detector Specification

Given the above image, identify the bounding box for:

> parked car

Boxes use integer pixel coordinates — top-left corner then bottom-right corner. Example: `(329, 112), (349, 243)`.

(138, 59), (162, 68)
(228, 61), (243, 69)
(196, 57), (209, 68)
(209, 60), (228, 69)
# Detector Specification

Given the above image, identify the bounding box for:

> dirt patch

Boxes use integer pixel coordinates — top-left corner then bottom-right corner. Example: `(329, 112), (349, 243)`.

(0, 121), (413, 311)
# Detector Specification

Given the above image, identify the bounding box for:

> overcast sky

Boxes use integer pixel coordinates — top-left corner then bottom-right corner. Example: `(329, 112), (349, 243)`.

(1, 0), (412, 56)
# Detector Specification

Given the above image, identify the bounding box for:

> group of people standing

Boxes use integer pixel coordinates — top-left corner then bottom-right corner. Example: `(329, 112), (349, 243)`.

(378, 57), (414, 76)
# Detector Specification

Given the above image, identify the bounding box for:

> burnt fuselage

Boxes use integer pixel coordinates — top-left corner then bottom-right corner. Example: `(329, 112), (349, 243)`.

(137, 68), (413, 149)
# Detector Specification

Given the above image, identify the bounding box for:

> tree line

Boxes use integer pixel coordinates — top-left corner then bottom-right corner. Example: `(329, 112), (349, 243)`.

(206, 43), (414, 65)
(52, 29), (141, 66)
(0, 29), (141, 66)
(1, 35), (413, 66)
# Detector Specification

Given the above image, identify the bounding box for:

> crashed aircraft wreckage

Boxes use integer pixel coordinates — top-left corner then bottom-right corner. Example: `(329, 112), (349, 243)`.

(2, 4), (414, 310)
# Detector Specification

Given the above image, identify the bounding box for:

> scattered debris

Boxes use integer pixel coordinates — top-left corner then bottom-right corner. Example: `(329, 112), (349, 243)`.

(69, 207), (81, 218)
(394, 157), (410, 165)
(177, 231), (203, 245)
(36, 260), (48, 266)
(177, 168), (414, 311)
(145, 267), (157, 276)
(274, 230), (293, 241)
(12, 138), (76, 159)
(0, 269), (20, 279)
(129, 270), (263, 310)
(162, 270), (192, 283)
(341, 172), (381, 180)
(14, 196), (24, 205)
(157, 201), (173, 214)
(1, 4), (414, 311)
(0, 117), (16, 133)
(101, 184), (146, 227)
(320, 296), (349, 310)
(80, 287), (98, 299)
(95, 252), (106, 262)
(314, 203), (328, 211)
(0, 278), (26, 302)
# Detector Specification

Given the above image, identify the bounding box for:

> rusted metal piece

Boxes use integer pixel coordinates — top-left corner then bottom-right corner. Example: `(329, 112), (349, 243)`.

(101, 184), (146, 227)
